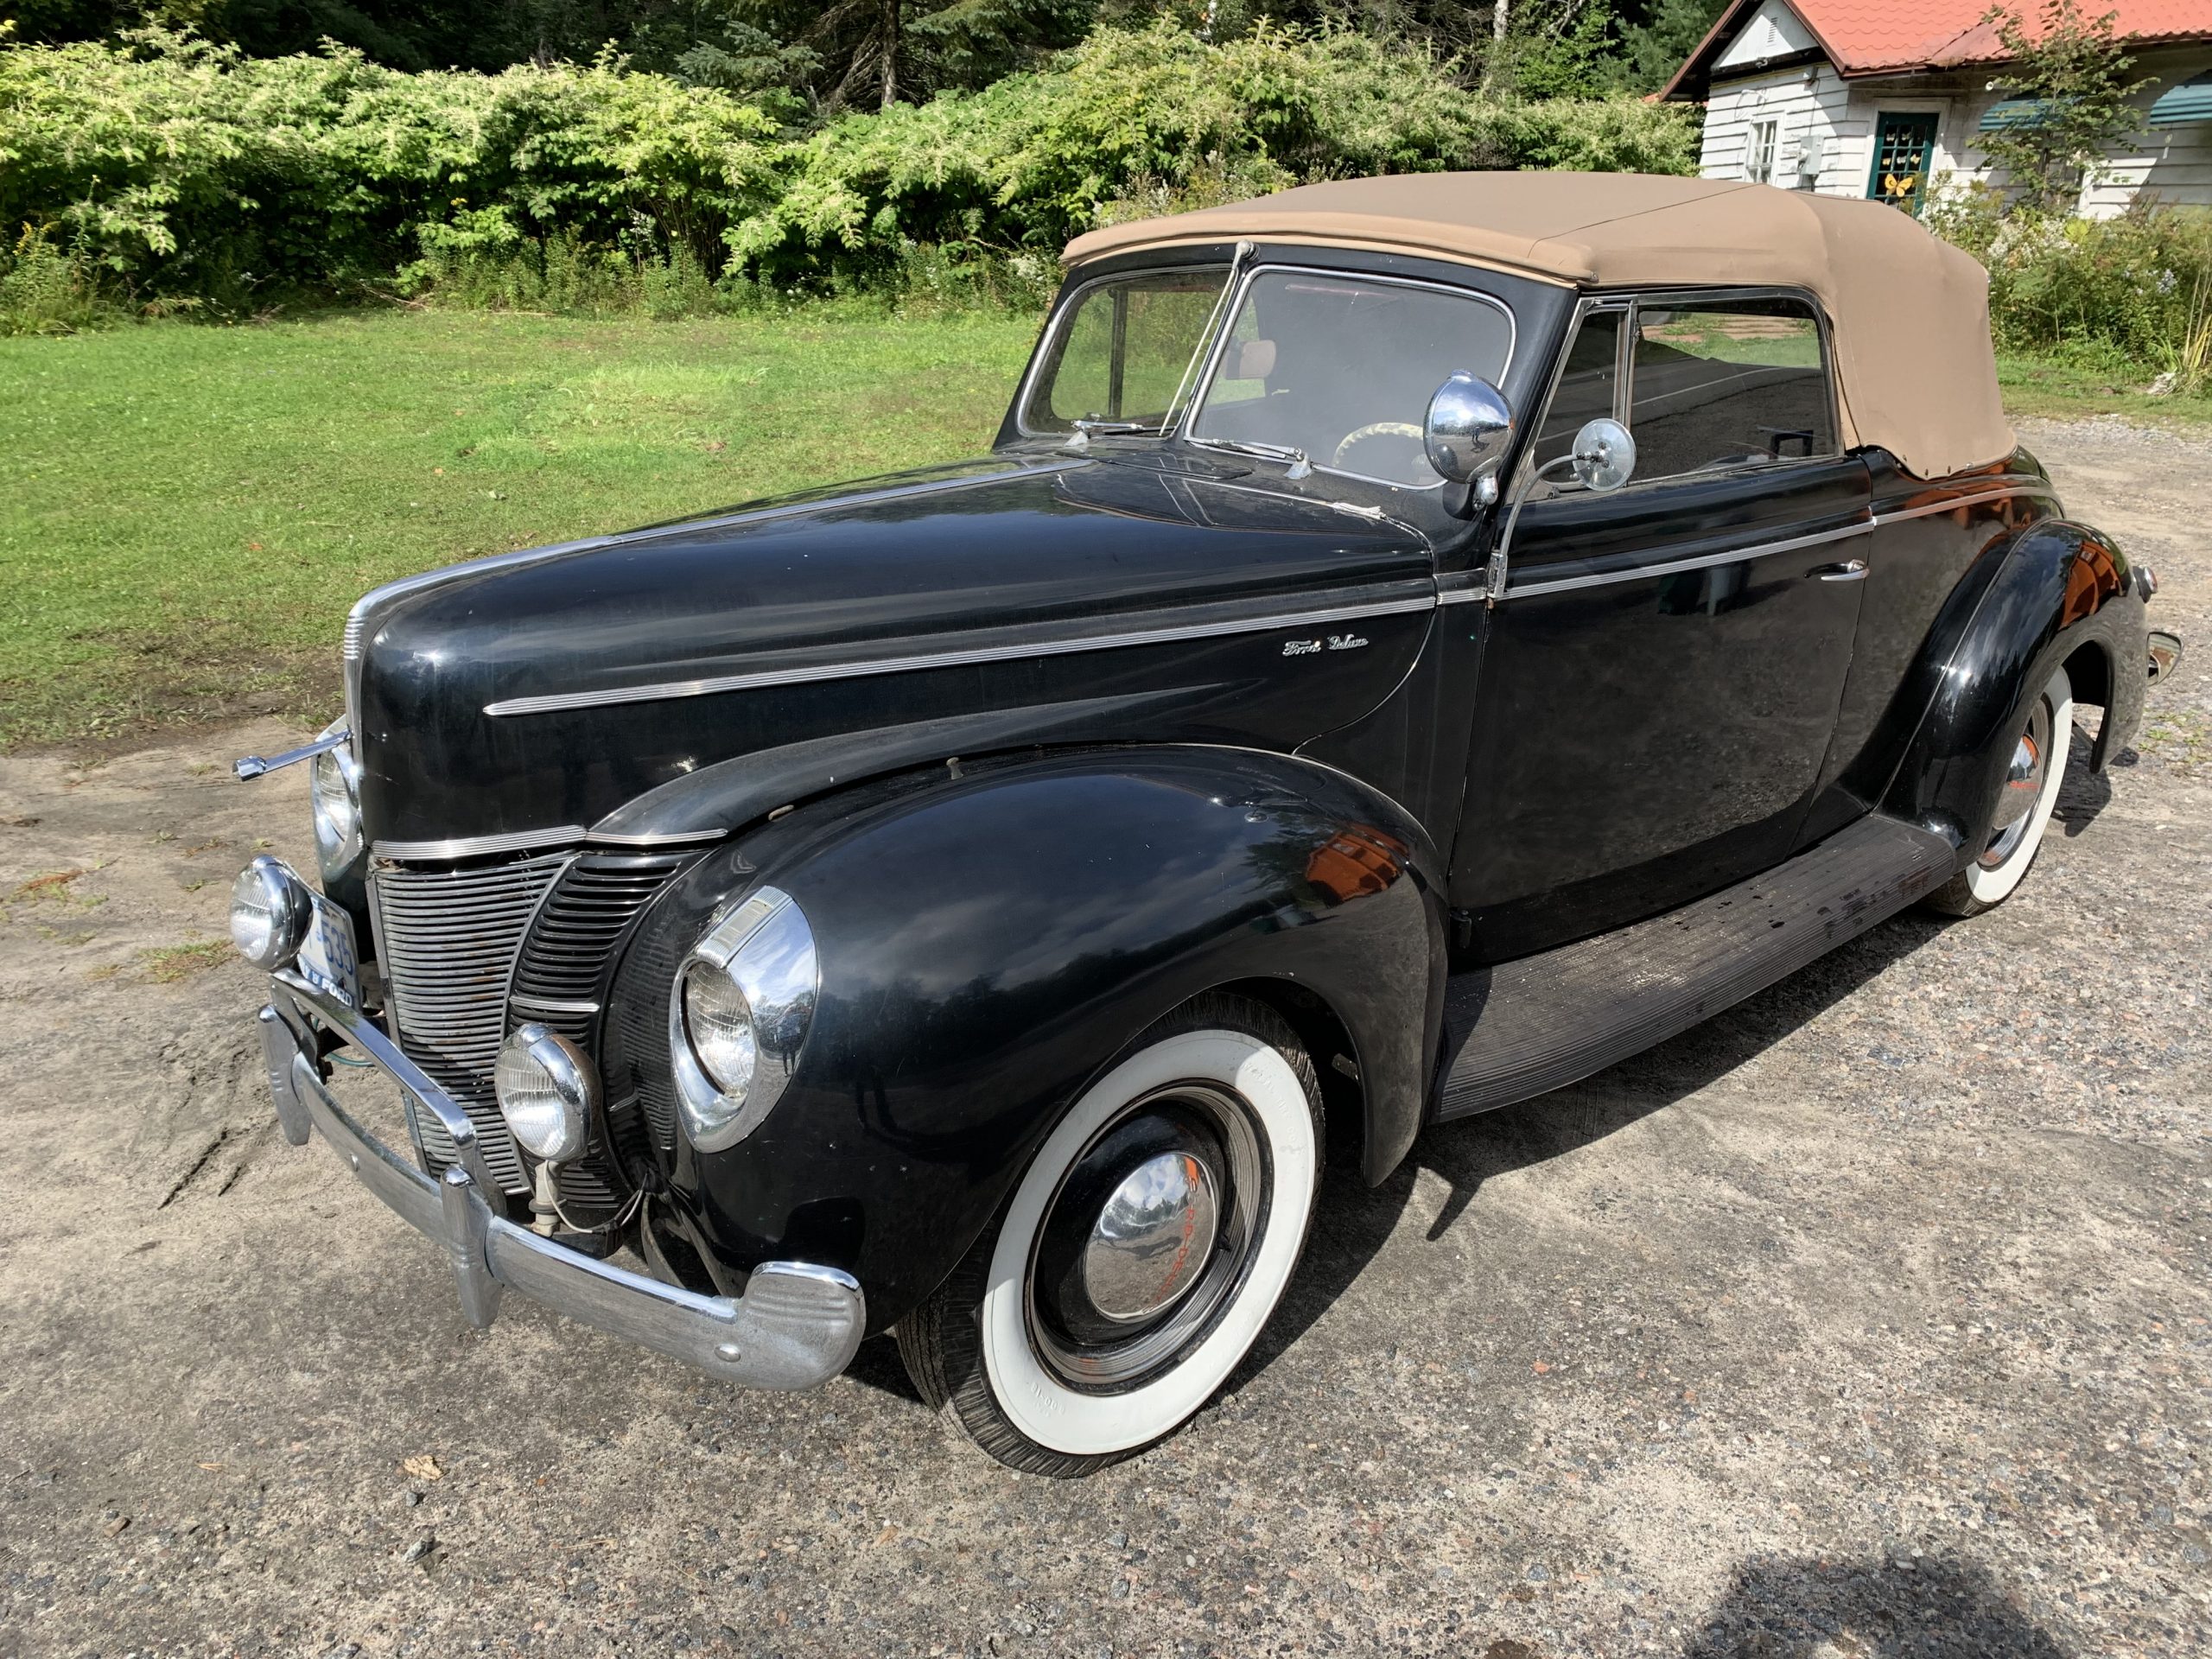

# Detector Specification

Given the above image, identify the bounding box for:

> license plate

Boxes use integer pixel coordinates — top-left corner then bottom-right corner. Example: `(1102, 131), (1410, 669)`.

(295, 890), (360, 1008)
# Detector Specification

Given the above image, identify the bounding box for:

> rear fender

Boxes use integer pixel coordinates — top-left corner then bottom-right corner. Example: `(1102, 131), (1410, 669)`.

(1879, 518), (2145, 847)
(608, 746), (1446, 1332)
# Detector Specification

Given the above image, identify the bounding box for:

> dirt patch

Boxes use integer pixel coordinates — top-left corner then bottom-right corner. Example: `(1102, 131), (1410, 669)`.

(0, 429), (2206, 1656)
(0, 640), (340, 760)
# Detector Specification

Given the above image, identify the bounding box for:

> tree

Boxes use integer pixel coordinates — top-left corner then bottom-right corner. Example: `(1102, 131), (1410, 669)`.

(1978, 0), (2145, 213)
(702, 0), (1093, 113)
(1619, 0), (1726, 91)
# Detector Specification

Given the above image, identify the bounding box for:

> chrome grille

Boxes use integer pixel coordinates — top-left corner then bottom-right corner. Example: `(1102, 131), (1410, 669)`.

(510, 851), (694, 1216)
(512, 852), (691, 1011)
(372, 849), (571, 1193)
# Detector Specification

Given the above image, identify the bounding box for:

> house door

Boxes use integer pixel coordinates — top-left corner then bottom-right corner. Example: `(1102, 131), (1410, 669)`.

(1867, 112), (1940, 214)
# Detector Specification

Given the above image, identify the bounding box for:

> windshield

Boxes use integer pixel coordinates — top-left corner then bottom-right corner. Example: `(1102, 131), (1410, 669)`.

(1188, 271), (1515, 486)
(1020, 268), (1231, 434)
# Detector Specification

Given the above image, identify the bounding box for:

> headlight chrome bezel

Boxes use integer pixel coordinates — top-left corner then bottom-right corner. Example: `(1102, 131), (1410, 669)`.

(669, 887), (817, 1153)
(230, 855), (311, 970)
(308, 721), (363, 871)
(493, 1022), (597, 1165)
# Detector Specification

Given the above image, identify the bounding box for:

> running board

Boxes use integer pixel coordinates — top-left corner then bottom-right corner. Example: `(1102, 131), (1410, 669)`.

(1436, 814), (1956, 1120)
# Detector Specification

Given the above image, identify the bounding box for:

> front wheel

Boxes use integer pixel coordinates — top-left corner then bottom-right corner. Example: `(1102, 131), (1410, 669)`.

(1923, 664), (2074, 917)
(897, 993), (1321, 1475)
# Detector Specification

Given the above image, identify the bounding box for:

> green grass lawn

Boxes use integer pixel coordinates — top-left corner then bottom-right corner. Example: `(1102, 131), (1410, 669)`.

(4, 311), (2208, 753)
(1995, 353), (2212, 426)
(0, 307), (1043, 750)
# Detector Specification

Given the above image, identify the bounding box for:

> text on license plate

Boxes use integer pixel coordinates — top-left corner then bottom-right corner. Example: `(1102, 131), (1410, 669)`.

(295, 892), (360, 1008)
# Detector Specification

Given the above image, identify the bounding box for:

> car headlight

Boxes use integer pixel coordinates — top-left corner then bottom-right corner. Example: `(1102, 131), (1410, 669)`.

(669, 887), (817, 1152)
(230, 855), (310, 970)
(494, 1024), (596, 1165)
(309, 720), (362, 870)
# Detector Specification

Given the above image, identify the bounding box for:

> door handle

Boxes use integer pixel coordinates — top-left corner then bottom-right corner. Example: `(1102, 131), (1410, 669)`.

(1808, 558), (1869, 582)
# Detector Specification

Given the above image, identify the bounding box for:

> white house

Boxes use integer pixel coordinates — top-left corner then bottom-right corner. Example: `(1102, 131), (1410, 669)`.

(1662, 0), (2212, 217)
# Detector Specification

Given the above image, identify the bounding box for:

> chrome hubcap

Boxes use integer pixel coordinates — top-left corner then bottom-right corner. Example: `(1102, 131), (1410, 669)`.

(1082, 1151), (1221, 1323)
(1982, 694), (2053, 868)
(1027, 1084), (1268, 1392)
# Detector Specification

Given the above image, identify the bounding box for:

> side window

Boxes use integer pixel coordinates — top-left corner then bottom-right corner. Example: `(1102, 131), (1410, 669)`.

(1024, 270), (1230, 433)
(1529, 308), (1621, 474)
(1627, 297), (1835, 480)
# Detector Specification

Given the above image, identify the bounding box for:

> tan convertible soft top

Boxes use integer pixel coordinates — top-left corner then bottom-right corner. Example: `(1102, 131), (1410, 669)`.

(1063, 172), (2013, 481)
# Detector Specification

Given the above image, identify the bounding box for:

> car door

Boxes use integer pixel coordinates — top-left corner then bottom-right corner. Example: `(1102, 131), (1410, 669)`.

(1450, 289), (1873, 963)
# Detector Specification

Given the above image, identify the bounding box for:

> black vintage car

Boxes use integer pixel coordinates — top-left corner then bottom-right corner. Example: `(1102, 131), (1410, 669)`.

(235, 173), (2176, 1473)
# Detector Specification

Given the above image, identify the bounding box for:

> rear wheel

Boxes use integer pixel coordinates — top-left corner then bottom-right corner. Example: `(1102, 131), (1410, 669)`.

(1923, 664), (2074, 917)
(897, 993), (1321, 1475)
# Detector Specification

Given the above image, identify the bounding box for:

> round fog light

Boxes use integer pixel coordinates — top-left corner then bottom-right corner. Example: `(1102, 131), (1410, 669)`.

(229, 855), (310, 970)
(494, 1024), (597, 1164)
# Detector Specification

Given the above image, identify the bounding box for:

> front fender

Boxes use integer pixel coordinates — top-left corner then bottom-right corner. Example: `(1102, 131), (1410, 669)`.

(1881, 518), (2145, 847)
(607, 747), (1446, 1332)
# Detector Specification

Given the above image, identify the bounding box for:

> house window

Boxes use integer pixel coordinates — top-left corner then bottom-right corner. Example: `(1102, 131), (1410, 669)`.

(1868, 111), (1941, 214)
(1745, 118), (1779, 185)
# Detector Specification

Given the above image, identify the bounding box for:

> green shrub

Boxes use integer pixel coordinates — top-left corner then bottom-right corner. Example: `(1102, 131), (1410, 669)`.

(1930, 184), (2212, 385)
(0, 30), (781, 307)
(0, 23), (1700, 318)
(734, 22), (1700, 286)
(0, 223), (110, 333)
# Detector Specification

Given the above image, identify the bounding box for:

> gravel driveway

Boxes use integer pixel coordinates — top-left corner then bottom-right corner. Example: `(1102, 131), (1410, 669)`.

(2, 419), (2206, 1659)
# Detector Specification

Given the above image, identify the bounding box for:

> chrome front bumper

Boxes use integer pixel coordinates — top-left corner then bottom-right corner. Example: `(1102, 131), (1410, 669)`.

(257, 974), (865, 1389)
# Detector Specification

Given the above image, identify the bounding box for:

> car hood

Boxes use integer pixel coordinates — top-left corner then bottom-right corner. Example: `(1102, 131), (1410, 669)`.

(352, 453), (1438, 849)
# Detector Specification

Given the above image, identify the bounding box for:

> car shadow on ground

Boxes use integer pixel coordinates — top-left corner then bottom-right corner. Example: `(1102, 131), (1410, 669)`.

(1681, 1552), (2070, 1656)
(1406, 902), (1949, 1251)
(1227, 887), (1959, 1392)
(2056, 730), (2119, 838)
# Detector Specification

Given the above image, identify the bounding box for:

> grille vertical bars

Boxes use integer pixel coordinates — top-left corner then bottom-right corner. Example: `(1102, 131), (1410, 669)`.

(370, 849), (573, 1193)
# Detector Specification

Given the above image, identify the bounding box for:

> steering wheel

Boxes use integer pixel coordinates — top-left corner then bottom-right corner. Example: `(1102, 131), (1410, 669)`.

(1332, 421), (1427, 477)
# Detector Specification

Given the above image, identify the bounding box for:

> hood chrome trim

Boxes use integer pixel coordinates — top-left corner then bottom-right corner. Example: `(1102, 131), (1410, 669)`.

(373, 826), (586, 863)
(342, 461), (1089, 721)
(481, 593), (1439, 718)
(583, 829), (728, 849)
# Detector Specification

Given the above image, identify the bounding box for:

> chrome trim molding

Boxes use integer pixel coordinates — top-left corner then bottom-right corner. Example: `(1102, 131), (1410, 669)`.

(485, 594), (1438, 717)
(1492, 483), (2050, 602)
(340, 462), (1086, 732)
(372, 826), (586, 863)
(509, 995), (603, 1016)
(438, 482), (2052, 716)
(1871, 482), (2050, 525)
(583, 828), (728, 849)
(1507, 520), (1872, 600)
(265, 971), (866, 1389)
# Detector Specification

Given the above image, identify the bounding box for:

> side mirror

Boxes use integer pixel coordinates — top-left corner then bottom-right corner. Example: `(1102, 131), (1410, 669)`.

(1425, 372), (1513, 518)
(1567, 417), (1637, 493)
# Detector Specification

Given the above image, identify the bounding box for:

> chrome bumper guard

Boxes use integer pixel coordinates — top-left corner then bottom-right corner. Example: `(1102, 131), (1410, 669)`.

(257, 973), (864, 1389)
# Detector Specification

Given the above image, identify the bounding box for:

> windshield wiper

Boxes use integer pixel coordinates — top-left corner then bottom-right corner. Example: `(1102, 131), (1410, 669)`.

(1186, 436), (1313, 480)
(1062, 416), (1162, 454)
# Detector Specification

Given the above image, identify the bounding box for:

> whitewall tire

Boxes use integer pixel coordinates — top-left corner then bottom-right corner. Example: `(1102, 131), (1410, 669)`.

(1925, 665), (2074, 917)
(897, 993), (1322, 1475)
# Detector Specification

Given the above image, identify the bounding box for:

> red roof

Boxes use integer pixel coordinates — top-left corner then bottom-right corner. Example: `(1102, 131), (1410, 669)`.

(1662, 0), (2212, 99)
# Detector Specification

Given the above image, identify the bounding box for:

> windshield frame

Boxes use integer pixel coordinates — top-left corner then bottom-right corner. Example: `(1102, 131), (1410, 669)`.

(1011, 262), (1238, 440)
(1182, 263), (1521, 490)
